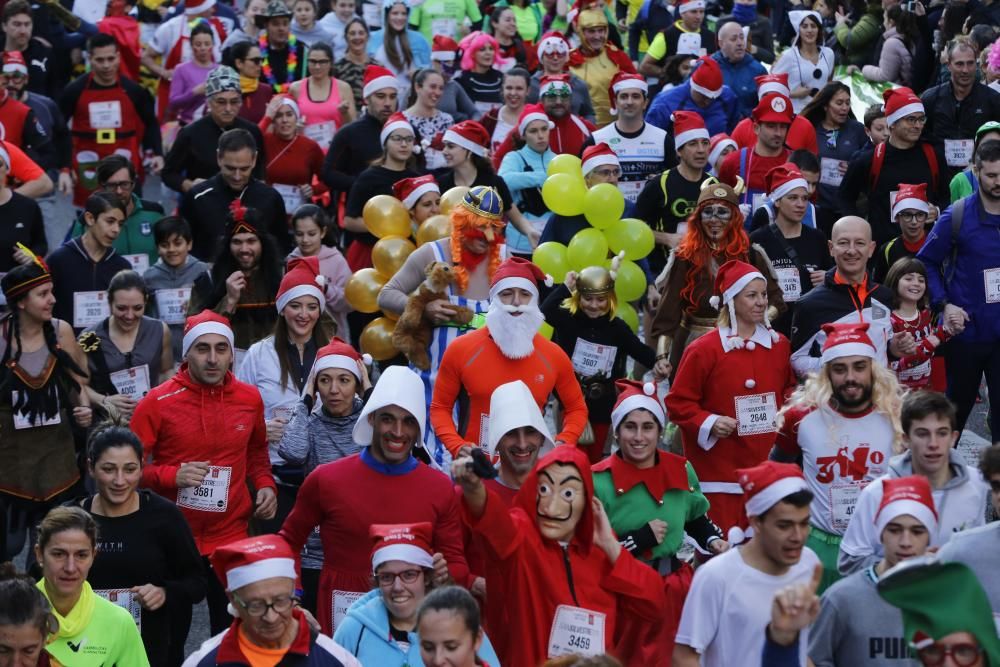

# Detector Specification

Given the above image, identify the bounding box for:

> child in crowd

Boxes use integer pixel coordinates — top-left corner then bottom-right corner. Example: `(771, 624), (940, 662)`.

(143, 216), (210, 361)
(885, 257), (949, 390)
(287, 204), (352, 339)
(863, 103), (889, 146)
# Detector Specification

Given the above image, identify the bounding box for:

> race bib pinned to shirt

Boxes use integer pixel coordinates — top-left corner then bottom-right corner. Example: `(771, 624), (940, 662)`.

(95, 588), (142, 630)
(274, 184), (304, 213)
(735, 392), (777, 436)
(548, 605), (606, 658)
(109, 365), (151, 399)
(830, 481), (867, 532)
(154, 288), (192, 325)
(944, 139), (975, 168)
(332, 590), (365, 633)
(984, 268), (1000, 304)
(176, 465), (232, 512)
(11, 391), (61, 430)
(571, 339), (616, 377)
(303, 121), (336, 150)
(774, 267), (801, 302)
(73, 291), (109, 329)
(123, 254), (149, 274)
(820, 157), (845, 187)
(88, 101), (123, 129)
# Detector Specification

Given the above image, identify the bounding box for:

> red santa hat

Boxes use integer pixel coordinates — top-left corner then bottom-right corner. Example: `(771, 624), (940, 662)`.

(708, 259), (778, 347)
(444, 120), (490, 157)
(363, 64), (399, 98)
(2, 51), (27, 76)
(380, 112), (414, 147)
(517, 103), (553, 137)
(874, 476), (938, 537)
(766, 163), (810, 202)
(690, 56), (723, 99)
(752, 93), (794, 124)
(892, 183), (930, 221)
(608, 71), (647, 115)
(489, 256), (553, 301)
(185, 0), (216, 15)
(755, 72), (791, 99)
(820, 321), (877, 364)
(581, 143), (619, 177)
(610, 379), (664, 432)
(539, 73), (572, 98)
(677, 0), (706, 13)
(276, 256), (326, 314)
(431, 35), (459, 61)
(314, 337), (370, 380)
(883, 87), (924, 127)
(211, 535), (297, 592)
(672, 110), (709, 149)
(370, 523), (435, 571)
(709, 133), (737, 167)
(393, 174), (440, 210)
(738, 461), (810, 518)
(182, 310), (234, 358)
(536, 30), (570, 57)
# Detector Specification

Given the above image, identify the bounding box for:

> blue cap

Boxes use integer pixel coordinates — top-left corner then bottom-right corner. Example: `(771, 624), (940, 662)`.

(461, 185), (504, 221)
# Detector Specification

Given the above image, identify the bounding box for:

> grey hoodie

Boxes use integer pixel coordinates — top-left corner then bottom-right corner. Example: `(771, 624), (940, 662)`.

(838, 449), (989, 575)
(143, 256), (210, 361)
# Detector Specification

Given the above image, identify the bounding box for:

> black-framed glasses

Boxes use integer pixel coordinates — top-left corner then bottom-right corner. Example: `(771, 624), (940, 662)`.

(701, 205), (732, 220)
(387, 134), (415, 144)
(918, 642), (983, 667)
(375, 568), (423, 587)
(231, 593), (298, 617)
(896, 210), (929, 223)
(104, 180), (135, 191)
(308, 59), (331, 65)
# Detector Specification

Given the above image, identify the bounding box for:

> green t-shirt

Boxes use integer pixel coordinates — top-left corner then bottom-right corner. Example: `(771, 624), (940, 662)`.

(69, 194), (162, 267)
(949, 169), (975, 204)
(44, 593), (151, 666)
(409, 0), (482, 41)
(510, 3), (542, 42)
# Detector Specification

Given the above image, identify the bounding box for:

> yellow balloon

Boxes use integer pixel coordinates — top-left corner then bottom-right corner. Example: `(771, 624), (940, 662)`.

(416, 214), (452, 246)
(372, 236), (416, 277)
(542, 173), (587, 217)
(344, 268), (389, 314)
(618, 301), (639, 333)
(440, 186), (470, 215)
(360, 317), (398, 361)
(547, 153), (583, 178)
(363, 195), (411, 238)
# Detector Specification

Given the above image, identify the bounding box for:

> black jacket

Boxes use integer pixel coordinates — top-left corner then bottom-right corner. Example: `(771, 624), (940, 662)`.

(161, 115), (266, 192)
(322, 112), (383, 194)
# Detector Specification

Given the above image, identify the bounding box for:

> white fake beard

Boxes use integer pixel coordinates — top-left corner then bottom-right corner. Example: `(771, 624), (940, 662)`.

(486, 300), (545, 359)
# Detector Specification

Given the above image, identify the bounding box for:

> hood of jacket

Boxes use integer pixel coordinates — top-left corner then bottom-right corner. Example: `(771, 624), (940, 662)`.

(514, 446), (596, 551)
(147, 256), (208, 284)
(887, 449), (973, 491)
(344, 589), (418, 652)
(287, 245), (342, 264)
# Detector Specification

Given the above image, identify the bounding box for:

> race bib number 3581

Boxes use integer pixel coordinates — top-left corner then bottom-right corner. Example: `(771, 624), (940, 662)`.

(176, 466), (231, 512)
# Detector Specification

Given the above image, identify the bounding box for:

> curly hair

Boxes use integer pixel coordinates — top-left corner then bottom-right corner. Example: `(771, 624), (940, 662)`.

(449, 206), (503, 293)
(777, 359), (905, 451)
(675, 198), (749, 313)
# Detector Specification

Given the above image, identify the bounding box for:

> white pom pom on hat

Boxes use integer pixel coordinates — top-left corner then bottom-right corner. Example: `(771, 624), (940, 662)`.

(709, 295), (720, 310)
(643, 381), (655, 396)
(362, 353), (373, 366)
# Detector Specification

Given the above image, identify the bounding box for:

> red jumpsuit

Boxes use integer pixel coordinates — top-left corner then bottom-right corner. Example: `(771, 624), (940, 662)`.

(462, 446), (666, 667)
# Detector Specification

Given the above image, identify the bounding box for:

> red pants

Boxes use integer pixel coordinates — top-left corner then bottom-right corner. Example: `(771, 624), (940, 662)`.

(612, 562), (694, 667)
(580, 422), (611, 463)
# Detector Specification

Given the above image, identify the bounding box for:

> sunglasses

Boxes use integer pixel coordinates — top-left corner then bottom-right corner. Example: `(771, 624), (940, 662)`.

(243, 56), (264, 64)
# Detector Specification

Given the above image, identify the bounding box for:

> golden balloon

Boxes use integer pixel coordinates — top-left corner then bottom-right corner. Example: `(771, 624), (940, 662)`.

(439, 186), (470, 215)
(360, 317), (398, 361)
(372, 236), (416, 277)
(344, 268), (389, 314)
(363, 195), (411, 238)
(415, 214), (452, 246)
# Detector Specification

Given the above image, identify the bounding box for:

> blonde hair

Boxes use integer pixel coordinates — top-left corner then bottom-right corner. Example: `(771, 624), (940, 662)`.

(560, 289), (618, 318)
(777, 361), (905, 452)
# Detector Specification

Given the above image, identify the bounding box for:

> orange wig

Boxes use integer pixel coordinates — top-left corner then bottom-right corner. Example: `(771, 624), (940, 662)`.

(449, 206), (504, 293)
(675, 198), (749, 312)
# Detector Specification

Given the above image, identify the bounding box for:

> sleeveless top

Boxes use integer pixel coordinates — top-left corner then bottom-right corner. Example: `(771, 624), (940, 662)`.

(81, 316), (164, 398)
(296, 78), (345, 152)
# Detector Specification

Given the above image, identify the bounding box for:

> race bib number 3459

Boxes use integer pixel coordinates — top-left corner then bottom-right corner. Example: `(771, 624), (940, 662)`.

(548, 605), (605, 658)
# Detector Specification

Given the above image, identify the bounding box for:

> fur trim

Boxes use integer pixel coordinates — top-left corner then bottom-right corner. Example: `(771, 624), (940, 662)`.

(709, 295), (720, 309)
(643, 381), (655, 395)
(362, 353), (373, 365)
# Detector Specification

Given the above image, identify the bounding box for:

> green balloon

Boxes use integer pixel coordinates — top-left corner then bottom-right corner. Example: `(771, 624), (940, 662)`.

(532, 242), (570, 283)
(614, 259), (646, 301)
(542, 173), (586, 216)
(618, 301), (639, 333)
(567, 228), (609, 271)
(605, 218), (655, 261)
(584, 183), (625, 229)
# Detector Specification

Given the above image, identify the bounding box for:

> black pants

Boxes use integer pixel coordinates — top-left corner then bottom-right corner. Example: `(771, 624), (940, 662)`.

(167, 556), (230, 661)
(944, 340), (1000, 435)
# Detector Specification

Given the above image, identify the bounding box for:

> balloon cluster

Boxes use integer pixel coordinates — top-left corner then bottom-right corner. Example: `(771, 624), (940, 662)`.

(531, 156), (654, 332)
(344, 188), (469, 360)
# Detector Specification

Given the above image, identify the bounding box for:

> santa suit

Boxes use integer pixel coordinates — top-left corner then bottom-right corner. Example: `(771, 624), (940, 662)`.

(462, 446), (666, 667)
(665, 325), (797, 533)
(279, 449), (469, 635)
(429, 326), (588, 456)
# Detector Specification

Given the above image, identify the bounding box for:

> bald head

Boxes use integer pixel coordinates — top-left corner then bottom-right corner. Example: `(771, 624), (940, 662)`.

(718, 22), (747, 61)
(831, 216), (872, 243)
(829, 216), (875, 284)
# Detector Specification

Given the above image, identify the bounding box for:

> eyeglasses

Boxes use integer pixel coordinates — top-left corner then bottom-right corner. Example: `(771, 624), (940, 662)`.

(701, 206), (732, 221)
(308, 59), (331, 65)
(231, 593), (298, 617)
(918, 642), (983, 666)
(243, 57), (263, 64)
(375, 568), (423, 587)
(895, 210), (928, 223)
(899, 115), (927, 126)
(104, 180), (135, 191)
(387, 134), (415, 144)
(591, 167), (621, 178)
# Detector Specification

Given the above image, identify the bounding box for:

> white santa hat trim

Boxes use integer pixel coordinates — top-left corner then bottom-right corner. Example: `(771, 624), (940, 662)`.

(519, 111), (553, 137)
(444, 129), (488, 157)
(768, 177), (810, 202)
(276, 284), (325, 314)
(431, 50), (456, 61)
(401, 181), (439, 209)
(709, 138), (737, 167)
(678, 0), (705, 12)
(674, 127), (710, 149)
(612, 78), (648, 95)
(537, 35), (569, 56)
(714, 270), (765, 308)
(892, 198), (930, 221)
(582, 153), (620, 176)
(372, 544), (435, 571)
(225, 557), (297, 591)
(690, 79), (721, 99)
(380, 118), (414, 146)
(364, 75), (399, 98)
(758, 79), (790, 98)
(182, 321), (234, 358)
(610, 389), (664, 433)
(489, 276), (540, 300)
(2, 62), (26, 76)
(278, 97), (301, 118)
(874, 498), (938, 537)
(886, 102), (925, 127)
(821, 341), (878, 364)
(746, 475), (811, 518)
(314, 354), (363, 380)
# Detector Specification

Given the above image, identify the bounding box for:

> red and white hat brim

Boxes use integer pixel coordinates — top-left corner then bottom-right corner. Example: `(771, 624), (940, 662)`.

(537, 36), (569, 57)
(182, 321), (234, 358)
(769, 178), (809, 202)
(745, 475), (810, 517)
(611, 393), (664, 433)
(276, 284), (325, 314)
(875, 498), (938, 536)
(490, 277), (539, 301)
(364, 74), (399, 98)
(678, 0), (705, 13)
(314, 353), (362, 380)
(185, 0), (216, 14)
(2, 63), (27, 75)
(722, 271), (765, 305)
(821, 341), (877, 364)
(372, 544), (434, 571)
(892, 198), (929, 221)
(380, 118), (414, 146)
(582, 153), (620, 176)
(226, 557), (297, 591)
(690, 79), (721, 99)
(444, 129), (488, 157)
(401, 181), (440, 209)
(675, 127), (710, 149)
(519, 112), (553, 136)
(709, 138), (737, 166)
(431, 50), (456, 61)
(759, 81), (791, 98)
(886, 102), (924, 127)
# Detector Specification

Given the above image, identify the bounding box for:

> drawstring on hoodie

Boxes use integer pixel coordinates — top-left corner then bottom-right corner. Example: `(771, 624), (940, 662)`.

(561, 545), (579, 606)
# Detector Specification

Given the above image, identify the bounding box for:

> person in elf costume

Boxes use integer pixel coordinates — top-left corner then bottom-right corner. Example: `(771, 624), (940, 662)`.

(568, 0), (637, 127)
(379, 185), (508, 467)
(540, 257), (668, 462)
(255, 0), (306, 93)
(452, 444), (666, 667)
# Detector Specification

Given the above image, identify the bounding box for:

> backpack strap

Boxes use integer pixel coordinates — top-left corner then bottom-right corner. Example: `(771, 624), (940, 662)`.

(921, 142), (939, 191)
(739, 147), (749, 184)
(869, 142), (886, 192)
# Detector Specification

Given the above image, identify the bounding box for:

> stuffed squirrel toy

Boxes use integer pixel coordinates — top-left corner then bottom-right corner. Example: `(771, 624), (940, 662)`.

(392, 261), (475, 370)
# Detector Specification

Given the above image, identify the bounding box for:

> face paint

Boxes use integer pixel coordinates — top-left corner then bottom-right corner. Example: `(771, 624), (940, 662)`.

(535, 463), (587, 543)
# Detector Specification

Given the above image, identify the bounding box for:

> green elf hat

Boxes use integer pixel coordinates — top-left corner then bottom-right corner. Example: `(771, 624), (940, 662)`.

(877, 555), (1000, 666)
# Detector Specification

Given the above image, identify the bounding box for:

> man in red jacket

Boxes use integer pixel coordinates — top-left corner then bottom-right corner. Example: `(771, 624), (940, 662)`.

(132, 309), (276, 637)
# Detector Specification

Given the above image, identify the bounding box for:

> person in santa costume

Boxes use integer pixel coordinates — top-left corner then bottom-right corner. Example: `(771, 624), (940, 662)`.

(452, 444), (666, 667)
(593, 379), (727, 666)
(650, 180), (786, 377)
(184, 534), (362, 666)
(773, 321), (903, 593)
(131, 310), (276, 636)
(567, 0), (636, 127)
(430, 256), (588, 461)
(665, 259), (796, 537)
(279, 365), (468, 636)
(673, 461), (820, 667)
(379, 185), (509, 468)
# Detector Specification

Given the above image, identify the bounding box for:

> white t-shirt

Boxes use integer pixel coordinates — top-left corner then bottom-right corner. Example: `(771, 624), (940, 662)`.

(149, 15), (229, 60)
(675, 546), (821, 667)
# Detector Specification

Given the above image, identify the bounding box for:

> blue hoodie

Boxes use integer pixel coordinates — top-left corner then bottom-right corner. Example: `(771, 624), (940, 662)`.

(333, 589), (501, 667)
(645, 80), (742, 138)
(711, 51), (767, 118)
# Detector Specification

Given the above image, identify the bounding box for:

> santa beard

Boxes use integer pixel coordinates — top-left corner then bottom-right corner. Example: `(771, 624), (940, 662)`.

(486, 299), (545, 359)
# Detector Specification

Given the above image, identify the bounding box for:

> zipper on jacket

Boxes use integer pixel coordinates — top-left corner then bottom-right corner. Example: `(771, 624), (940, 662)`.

(561, 545), (579, 606)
